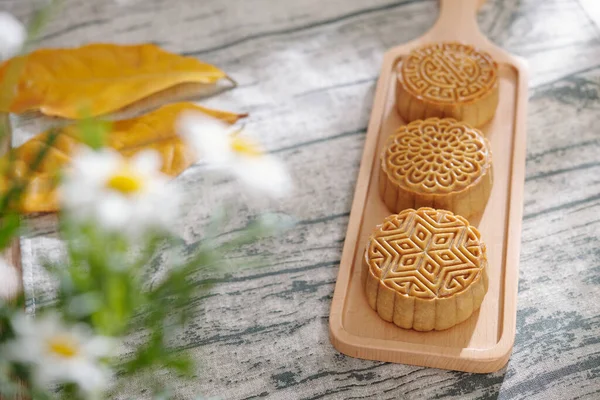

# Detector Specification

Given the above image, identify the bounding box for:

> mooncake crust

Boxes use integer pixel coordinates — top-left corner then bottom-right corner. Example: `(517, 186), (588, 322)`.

(379, 118), (492, 221)
(363, 208), (489, 331)
(396, 42), (499, 127)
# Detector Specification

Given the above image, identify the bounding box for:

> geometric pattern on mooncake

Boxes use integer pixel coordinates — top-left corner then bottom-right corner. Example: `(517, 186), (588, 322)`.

(401, 42), (497, 104)
(363, 208), (489, 331)
(366, 208), (485, 299)
(381, 118), (492, 195)
(395, 42), (499, 128)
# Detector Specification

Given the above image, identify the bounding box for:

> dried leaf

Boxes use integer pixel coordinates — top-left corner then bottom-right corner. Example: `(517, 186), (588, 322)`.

(1, 103), (246, 213)
(0, 43), (230, 119)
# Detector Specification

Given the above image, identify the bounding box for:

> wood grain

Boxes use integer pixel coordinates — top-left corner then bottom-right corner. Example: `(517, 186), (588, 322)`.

(1, 0), (600, 398)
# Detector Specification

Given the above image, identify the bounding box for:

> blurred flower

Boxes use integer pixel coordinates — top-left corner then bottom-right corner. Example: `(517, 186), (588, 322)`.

(60, 147), (178, 237)
(5, 313), (114, 395)
(178, 112), (292, 198)
(0, 257), (20, 300)
(0, 12), (26, 60)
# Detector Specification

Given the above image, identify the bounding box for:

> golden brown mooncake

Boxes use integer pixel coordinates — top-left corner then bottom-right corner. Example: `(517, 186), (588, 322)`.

(396, 42), (499, 128)
(363, 208), (489, 331)
(379, 118), (492, 221)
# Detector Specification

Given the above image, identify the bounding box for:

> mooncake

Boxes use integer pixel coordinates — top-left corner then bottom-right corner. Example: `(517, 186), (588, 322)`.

(396, 42), (499, 127)
(363, 207), (488, 331)
(379, 118), (492, 221)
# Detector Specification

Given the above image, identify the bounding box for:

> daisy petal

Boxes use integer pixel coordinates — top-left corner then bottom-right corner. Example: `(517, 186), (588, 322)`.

(233, 156), (292, 198)
(95, 193), (131, 231)
(6, 313), (116, 396)
(84, 336), (115, 358)
(67, 360), (111, 393)
(177, 111), (234, 165)
(130, 149), (162, 174)
(0, 257), (20, 300)
(0, 12), (26, 60)
(60, 148), (180, 239)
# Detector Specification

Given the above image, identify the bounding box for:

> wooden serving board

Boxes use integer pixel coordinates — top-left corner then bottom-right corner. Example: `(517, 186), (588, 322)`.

(329, 0), (528, 373)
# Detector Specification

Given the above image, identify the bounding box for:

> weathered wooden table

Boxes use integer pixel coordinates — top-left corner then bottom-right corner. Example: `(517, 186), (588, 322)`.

(4, 0), (600, 398)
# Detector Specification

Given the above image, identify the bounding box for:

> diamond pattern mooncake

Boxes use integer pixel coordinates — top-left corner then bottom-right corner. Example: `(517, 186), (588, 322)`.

(379, 118), (492, 221)
(396, 42), (499, 127)
(363, 207), (488, 331)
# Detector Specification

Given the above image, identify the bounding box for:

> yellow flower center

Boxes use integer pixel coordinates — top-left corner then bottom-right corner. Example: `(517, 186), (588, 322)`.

(230, 136), (263, 157)
(47, 335), (80, 359)
(106, 169), (144, 195)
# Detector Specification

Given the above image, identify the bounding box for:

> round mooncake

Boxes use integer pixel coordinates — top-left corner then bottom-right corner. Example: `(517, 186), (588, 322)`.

(379, 118), (492, 221)
(363, 207), (488, 331)
(396, 42), (499, 127)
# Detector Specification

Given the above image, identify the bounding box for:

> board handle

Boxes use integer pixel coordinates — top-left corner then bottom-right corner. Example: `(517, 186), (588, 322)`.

(423, 0), (489, 46)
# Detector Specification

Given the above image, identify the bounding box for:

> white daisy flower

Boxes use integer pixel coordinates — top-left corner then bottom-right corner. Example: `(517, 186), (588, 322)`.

(5, 313), (114, 395)
(0, 257), (20, 301)
(177, 112), (292, 198)
(0, 12), (26, 61)
(60, 147), (179, 238)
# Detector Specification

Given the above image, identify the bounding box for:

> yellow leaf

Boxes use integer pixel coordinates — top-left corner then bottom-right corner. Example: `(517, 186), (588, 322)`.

(0, 43), (229, 119)
(0, 103), (246, 213)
